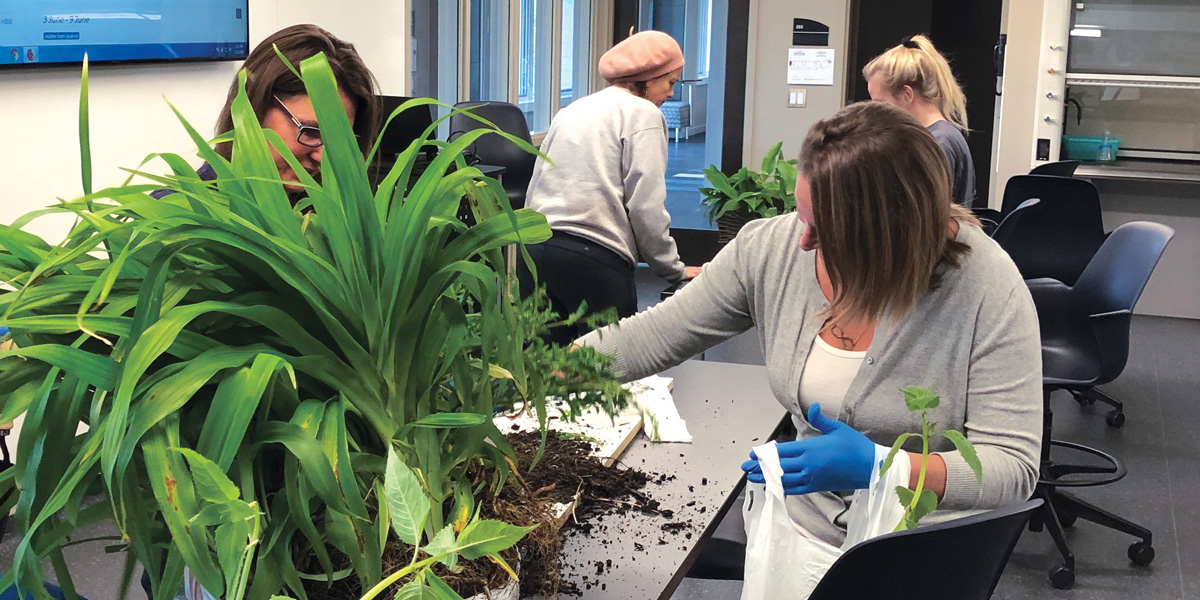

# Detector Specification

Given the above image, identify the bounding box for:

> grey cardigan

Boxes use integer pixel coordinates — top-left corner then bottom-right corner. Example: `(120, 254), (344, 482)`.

(578, 215), (1042, 546)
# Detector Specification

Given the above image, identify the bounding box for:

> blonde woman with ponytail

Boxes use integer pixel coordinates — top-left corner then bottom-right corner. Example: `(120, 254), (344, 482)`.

(864, 35), (976, 207)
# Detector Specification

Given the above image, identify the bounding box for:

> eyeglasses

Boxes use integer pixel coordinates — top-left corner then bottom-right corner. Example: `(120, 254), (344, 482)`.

(274, 95), (323, 148)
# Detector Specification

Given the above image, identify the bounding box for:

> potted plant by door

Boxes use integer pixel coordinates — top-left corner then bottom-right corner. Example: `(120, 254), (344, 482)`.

(698, 142), (798, 247)
(0, 52), (626, 600)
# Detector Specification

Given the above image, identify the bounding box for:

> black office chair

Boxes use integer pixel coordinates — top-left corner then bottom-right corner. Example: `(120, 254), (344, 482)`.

(979, 197), (1040, 238)
(448, 101), (537, 210)
(971, 172), (1086, 237)
(807, 500), (1042, 600)
(993, 175), (1107, 286)
(1027, 221), (1173, 589)
(1029, 160), (1081, 177)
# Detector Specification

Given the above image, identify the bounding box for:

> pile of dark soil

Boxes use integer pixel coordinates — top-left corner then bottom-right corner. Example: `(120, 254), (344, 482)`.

(301, 428), (670, 599)
(502, 429), (676, 596)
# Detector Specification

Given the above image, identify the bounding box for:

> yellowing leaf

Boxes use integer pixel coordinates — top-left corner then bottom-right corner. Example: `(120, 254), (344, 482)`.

(455, 520), (535, 560)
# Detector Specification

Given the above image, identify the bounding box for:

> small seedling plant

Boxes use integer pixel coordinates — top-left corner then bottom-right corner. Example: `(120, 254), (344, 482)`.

(878, 386), (983, 532)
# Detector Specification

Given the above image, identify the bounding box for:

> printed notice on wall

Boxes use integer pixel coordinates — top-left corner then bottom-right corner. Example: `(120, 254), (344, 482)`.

(787, 48), (835, 86)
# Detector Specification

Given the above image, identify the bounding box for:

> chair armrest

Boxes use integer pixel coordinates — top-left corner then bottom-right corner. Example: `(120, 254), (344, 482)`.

(1026, 278), (1073, 327)
(1088, 309), (1132, 381)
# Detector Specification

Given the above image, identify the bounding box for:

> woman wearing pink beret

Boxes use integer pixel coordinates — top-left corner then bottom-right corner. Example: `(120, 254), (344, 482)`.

(519, 30), (701, 346)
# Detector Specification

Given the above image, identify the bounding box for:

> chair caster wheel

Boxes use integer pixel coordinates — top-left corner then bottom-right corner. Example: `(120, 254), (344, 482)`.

(1050, 564), (1075, 589)
(1058, 512), (1077, 528)
(1106, 410), (1126, 428)
(1129, 541), (1155, 566)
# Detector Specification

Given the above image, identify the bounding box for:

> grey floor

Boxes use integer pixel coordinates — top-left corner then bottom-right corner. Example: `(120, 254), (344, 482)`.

(5, 304), (1198, 600)
(662, 314), (1200, 600)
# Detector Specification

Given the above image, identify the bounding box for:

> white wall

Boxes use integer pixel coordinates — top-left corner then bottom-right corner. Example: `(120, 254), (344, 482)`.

(0, 0), (407, 242)
(742, 0), (850, 167)
(990, 0), (1071, 208)
(1096, 179), (1200, 319)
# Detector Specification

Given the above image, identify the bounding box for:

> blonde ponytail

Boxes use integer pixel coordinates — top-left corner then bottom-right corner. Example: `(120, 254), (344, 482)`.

(863, 34), (968, 131)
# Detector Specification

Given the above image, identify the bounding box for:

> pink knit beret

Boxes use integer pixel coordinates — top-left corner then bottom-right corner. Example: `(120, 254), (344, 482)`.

(599, 31), (685, 83)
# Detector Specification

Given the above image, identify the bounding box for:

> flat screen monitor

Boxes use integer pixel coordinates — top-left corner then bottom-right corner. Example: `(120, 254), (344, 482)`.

(377, 96), (437, 161)
(1, 2), (249, 68)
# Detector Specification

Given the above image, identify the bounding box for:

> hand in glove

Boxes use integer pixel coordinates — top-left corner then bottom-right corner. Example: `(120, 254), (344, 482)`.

(742, 403), (883, 495)
(0, 325), (7, 337)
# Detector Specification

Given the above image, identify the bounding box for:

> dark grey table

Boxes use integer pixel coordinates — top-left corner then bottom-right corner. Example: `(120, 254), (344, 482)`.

(553, 360), (786, 599)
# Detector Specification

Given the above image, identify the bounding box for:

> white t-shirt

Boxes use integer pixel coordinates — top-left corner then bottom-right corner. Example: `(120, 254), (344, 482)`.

(797, 335), (866, 418)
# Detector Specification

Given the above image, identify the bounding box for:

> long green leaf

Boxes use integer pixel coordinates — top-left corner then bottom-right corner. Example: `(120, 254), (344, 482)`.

(943, 429), (983, 483)
(879, 432), (913, 479)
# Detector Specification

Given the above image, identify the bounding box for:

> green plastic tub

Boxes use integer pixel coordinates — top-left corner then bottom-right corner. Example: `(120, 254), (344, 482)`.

(1061, 134), (1122, 162)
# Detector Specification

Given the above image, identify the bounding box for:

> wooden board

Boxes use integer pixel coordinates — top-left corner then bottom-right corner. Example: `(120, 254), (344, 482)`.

(492, 401), (643, 469)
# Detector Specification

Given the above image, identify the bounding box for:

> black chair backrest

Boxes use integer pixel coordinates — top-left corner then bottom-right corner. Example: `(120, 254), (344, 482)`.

(1029, 160), (1081, 177)
(1073, 221), (1174, 381)
(989, 198), (1040, 245)
(994, 175), (1107, 285)
(449, 101), (537, 209)
(376, 95), (436, 160)
(1000, 174), (1094, 216)
(809, 499), (1042, 600)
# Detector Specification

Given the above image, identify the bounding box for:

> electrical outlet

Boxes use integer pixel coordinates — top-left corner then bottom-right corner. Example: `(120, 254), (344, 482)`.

(788, 88), (807, 108)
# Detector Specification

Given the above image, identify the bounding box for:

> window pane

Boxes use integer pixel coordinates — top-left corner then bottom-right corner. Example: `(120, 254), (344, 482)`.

(697, 0), (712, 78)
(560, 0), (592, 108)
(469, 0), (510, 101)
(518, 0), (554, 133)
(411, 0), (460, 101)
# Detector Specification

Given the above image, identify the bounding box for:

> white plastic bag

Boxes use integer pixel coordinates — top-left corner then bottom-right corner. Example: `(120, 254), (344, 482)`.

(740, 442), (910, 600)
(182, 568), (217, 600)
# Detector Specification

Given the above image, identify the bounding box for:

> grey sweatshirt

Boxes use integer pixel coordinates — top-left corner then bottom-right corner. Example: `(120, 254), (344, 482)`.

(578, 215), (1042, 546)
(526, 86), (686, 282)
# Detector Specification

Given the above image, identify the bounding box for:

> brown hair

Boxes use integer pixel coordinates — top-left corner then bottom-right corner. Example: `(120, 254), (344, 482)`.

(214, 24), (380, 160)
(863, 34), (968, 131)
(615, 80), (649, 97)
(800, 101), (977, 324)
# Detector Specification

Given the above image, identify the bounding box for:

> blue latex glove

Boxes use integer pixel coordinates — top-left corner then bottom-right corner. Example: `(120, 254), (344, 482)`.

(742, 403), (881, 495)
(0, 325), (8, 337)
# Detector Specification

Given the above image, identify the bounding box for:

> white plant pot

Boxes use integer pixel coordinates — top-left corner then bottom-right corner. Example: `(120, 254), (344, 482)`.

(465, 577), (519, 600)
(182, 568), (519, 600)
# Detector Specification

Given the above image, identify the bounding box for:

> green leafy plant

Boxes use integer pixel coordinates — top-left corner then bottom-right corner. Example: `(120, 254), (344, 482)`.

(0, 51), (623, 600)
(878, 386), (982, 532)
(698, 141), (798, 226)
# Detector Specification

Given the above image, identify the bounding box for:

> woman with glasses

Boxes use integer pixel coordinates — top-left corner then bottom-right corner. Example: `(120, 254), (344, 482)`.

(155, 24), (379, 200)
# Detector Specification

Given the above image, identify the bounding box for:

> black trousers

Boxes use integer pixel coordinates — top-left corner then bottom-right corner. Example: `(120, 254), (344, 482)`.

(518, 231), (637, 347)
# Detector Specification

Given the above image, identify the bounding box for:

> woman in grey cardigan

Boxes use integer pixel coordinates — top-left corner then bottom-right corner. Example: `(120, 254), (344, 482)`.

(578, 101), (1041, 550)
